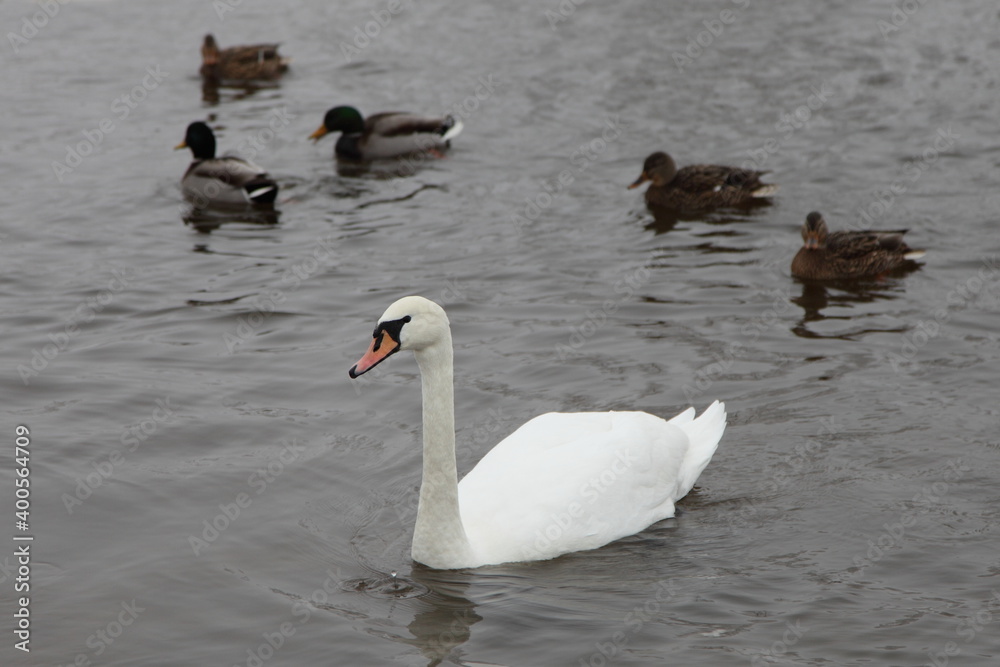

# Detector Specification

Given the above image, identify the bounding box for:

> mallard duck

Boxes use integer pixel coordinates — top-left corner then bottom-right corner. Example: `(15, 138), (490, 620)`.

(200, 34), (289, 82)
(628, 151), (777, 210)
(175, 122), (279, 207)
(308, 106), (463, 161)
(791, 211), (925, 280)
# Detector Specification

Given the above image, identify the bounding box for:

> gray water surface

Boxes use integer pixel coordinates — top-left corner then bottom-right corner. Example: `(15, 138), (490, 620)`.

(2, 0), (999, 665)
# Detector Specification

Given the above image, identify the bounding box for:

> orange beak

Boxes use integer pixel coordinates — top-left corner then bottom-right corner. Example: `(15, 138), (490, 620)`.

(174, 140), (187, 150)
(309, 125), (328, 142)
(628, 172), (649, 189)
(349, 330), (401, 378)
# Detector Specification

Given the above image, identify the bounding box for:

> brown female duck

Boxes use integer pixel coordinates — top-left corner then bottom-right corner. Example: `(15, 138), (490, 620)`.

(200, 34), (289, 82)
(791, 212), (925, 280)
(628, 151), (777, 210)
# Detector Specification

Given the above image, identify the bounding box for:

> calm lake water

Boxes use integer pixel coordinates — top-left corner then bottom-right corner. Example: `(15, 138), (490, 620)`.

(2, 0), (999, 665)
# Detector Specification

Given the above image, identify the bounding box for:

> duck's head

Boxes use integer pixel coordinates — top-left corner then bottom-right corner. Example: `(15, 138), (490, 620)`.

(201, 34), (219, 65)
(628, 152), (678, 189)
(175, 121), (216, 160)
(309, 106), (365, 142)
(801, 211), (829, 250)
(349, 296), (449, 378)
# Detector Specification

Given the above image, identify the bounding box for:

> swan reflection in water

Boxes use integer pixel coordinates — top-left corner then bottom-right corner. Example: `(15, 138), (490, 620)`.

(342, 565), (484, 667)
(405, 566), (485, 667)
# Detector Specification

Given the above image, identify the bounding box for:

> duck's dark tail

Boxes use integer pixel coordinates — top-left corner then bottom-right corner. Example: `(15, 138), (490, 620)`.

(440, 115), (464, 142)
(244, 177), (279, 205)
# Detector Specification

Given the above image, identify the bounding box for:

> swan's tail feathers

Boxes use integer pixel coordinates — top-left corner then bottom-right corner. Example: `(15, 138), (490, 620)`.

(666, 406), (695, 426)
(675, 400), (727, 497)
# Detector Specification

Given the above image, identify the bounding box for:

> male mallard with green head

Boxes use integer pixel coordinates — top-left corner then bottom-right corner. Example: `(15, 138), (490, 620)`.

(309, 106), (463, 162)
(791, 211), (925, 280)
(200, 34), (289, 82)
(175, 121), (279, 207)
(629, 151), (777, 210)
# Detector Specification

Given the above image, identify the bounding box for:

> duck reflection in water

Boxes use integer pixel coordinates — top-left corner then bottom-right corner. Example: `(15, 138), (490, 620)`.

(791, 269), (922, 340)
(201, 78), (279, 106)
(182, 204), (280, 234)
(642, 204), (773, 236)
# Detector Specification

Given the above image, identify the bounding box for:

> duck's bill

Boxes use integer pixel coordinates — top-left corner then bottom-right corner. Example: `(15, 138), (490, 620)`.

(174, 141), (188, 150)
(308, 126), (328, 142)
(628, 172), (649, 189)
(804, 238), (820, 249)
(349, 331), (400, 378)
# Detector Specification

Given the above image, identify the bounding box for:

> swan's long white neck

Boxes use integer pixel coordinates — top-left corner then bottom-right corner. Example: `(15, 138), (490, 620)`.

(410, 329), (476, 569)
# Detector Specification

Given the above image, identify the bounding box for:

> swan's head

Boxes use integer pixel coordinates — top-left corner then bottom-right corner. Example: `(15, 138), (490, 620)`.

(349, 296), (450, 378)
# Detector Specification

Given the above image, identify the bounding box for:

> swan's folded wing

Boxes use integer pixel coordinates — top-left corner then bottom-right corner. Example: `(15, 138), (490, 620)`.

(457, 411), (701, 565)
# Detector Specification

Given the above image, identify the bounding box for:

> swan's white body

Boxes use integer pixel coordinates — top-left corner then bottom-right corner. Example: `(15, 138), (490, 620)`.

(350, 296), (726, 569)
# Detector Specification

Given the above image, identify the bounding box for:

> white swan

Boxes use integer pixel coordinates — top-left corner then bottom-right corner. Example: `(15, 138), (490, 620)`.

(349, 296), (727, 569)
